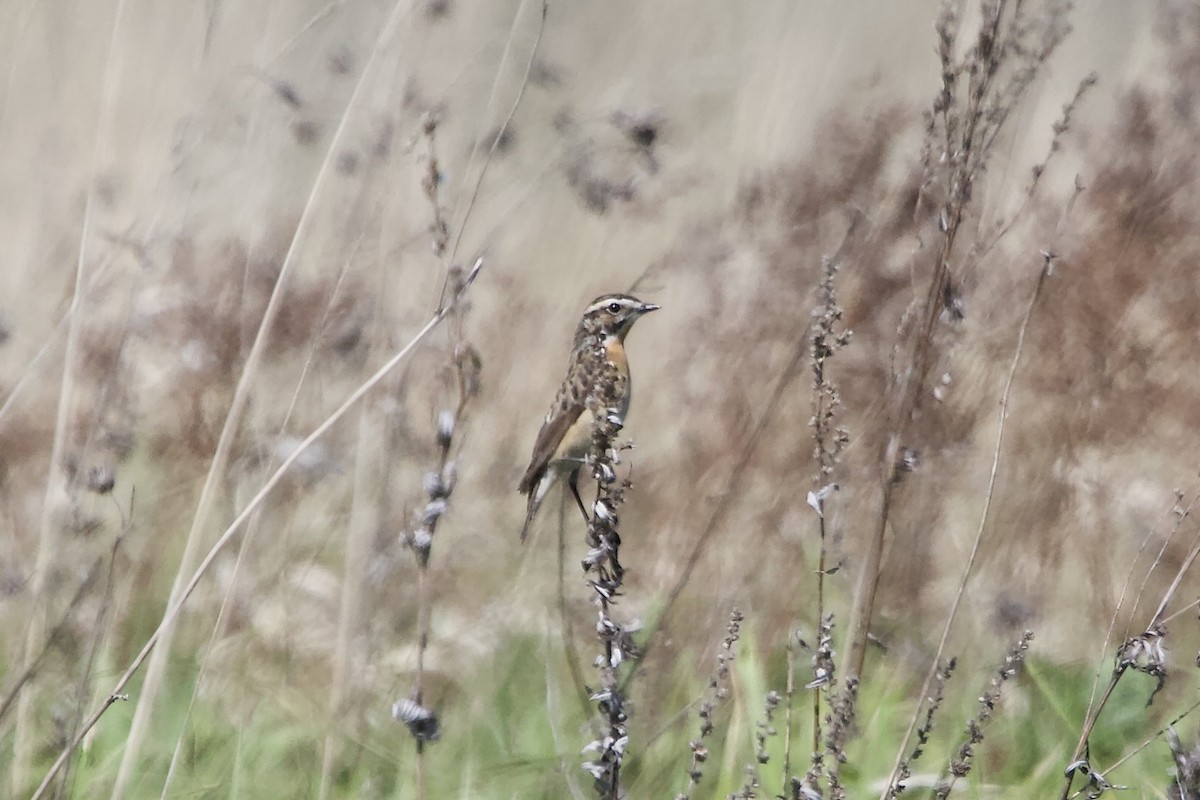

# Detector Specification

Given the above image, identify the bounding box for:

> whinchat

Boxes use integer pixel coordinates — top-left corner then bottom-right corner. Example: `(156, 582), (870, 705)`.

(518, 293), (660, 542)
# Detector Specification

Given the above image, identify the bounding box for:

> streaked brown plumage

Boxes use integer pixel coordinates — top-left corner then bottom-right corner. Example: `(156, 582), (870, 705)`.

(518, 293), (659, 541)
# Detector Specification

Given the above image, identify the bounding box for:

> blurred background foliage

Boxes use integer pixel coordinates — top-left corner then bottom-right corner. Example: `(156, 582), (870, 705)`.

(2, 0), (1200, 797)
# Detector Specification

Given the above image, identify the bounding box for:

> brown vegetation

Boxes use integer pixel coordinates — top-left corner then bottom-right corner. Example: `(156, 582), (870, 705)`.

(2, 1), (1200, 797)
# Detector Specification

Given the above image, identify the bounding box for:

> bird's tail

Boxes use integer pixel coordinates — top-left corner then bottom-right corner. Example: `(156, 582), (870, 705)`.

(519, 493), (539, 544)
(516, 510), (535, 542)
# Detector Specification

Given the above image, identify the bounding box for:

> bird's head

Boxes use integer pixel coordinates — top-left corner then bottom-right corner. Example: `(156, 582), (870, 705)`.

(578, 293), (660, 342)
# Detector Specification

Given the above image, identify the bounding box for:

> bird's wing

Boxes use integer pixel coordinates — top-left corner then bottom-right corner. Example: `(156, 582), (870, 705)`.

(518, 401), (585, 495)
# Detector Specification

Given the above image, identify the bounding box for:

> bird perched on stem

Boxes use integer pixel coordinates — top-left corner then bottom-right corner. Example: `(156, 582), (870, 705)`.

(518, 293), (660, 542)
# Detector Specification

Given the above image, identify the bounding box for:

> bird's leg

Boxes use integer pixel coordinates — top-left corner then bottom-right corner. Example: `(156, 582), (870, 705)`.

(567, 468), (590, 525)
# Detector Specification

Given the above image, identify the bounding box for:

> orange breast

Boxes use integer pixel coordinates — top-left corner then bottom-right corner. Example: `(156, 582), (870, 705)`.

(604, 337), (630, 376)
(604, 337), (632, 422)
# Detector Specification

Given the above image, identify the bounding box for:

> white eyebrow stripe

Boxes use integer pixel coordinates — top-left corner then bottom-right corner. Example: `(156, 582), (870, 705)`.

(583, 296), (637, 315)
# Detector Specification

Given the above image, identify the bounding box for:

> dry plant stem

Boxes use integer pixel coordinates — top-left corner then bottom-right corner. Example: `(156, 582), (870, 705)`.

(1160, 594), (1200, 627)
(1060, 496), (1200, 800)
(677, 609), (743, 800)
(1126, 491), (1197, 638)
(580, 354), (635, 799)
(803, 620), (839, 797)
(161, 255), (356, 798)
(1, 87), (229, 428)
(803, 243), (855, 778)
(280, 238), (360, 431)
(161, 506), (269, 797)
(886, 658), (955, 799)
(257, 1), (348, 68)
(14, 154), (89, 800)
(1062, 673), (1123, 797)
(0, 248), (120, 425)
(542, 628), (590, 800)
(878, 251), (1054, 799)
(968, 73), (1097, 269)
(56, 509), (127, 800)
(12, 0), (129, 783)
(584, 486), (628, 800)
(1, 173), (195, 429)
(846, 0), (1061, 681)
(409, 119), (481, 796)
(739, 690), (781, 795)
(846, 207), (956, 681)
(812, 520), (829, 754)
(28, 260), (482, 800)
(0, 2), (143, 427)
(107, 3), (414, 794)
(1076, 471), (1197, 740)
(933, 631), (1033, 799)
(443, 0), (547, 276)
(1081, 696), (1200, 792)
(558, 493), (592, 717)
(410, 434), (449, 798)
(809, 511), (833, 764)
(319, 402), (388, 800)
(1149, 534), (1200, 626)
(640, 216), (860, 678)
(1060, 491), (1200, 781)
(823, 676), (859, 799)
(327, 113), (424, 800)
(848, 0), (966, 678)
(637, 341), (803, 674)
(783, 636), (797, 785)
(415, 565), (430, 798)
(401, 290), (477, 794)
(0, 553), (105, 726)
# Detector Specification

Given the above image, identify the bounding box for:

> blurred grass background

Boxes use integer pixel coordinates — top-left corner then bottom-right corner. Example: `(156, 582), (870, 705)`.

(2, 0), (1200, 797)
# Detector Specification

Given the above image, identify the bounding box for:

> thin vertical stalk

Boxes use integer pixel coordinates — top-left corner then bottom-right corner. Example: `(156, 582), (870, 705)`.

(110, 3), (416, 794)
(880, 253), (1054, 799)
(31, 262), (481, 800)
(319, 402), (387, 800)
(12, 0), (127, 789)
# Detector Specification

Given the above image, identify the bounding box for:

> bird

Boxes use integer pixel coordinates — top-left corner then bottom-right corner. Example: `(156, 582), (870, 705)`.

(518, 293), (660, 542)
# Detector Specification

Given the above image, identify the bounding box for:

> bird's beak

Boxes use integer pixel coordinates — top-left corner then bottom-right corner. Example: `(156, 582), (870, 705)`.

(639, 302), (661, 314)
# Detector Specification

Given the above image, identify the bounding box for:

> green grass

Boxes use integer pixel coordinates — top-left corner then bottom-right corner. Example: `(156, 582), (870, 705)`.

(32, 629), (1181, 799)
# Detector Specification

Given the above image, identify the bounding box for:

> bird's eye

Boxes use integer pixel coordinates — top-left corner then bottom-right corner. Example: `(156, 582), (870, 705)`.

(607, 302), (622, 313)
